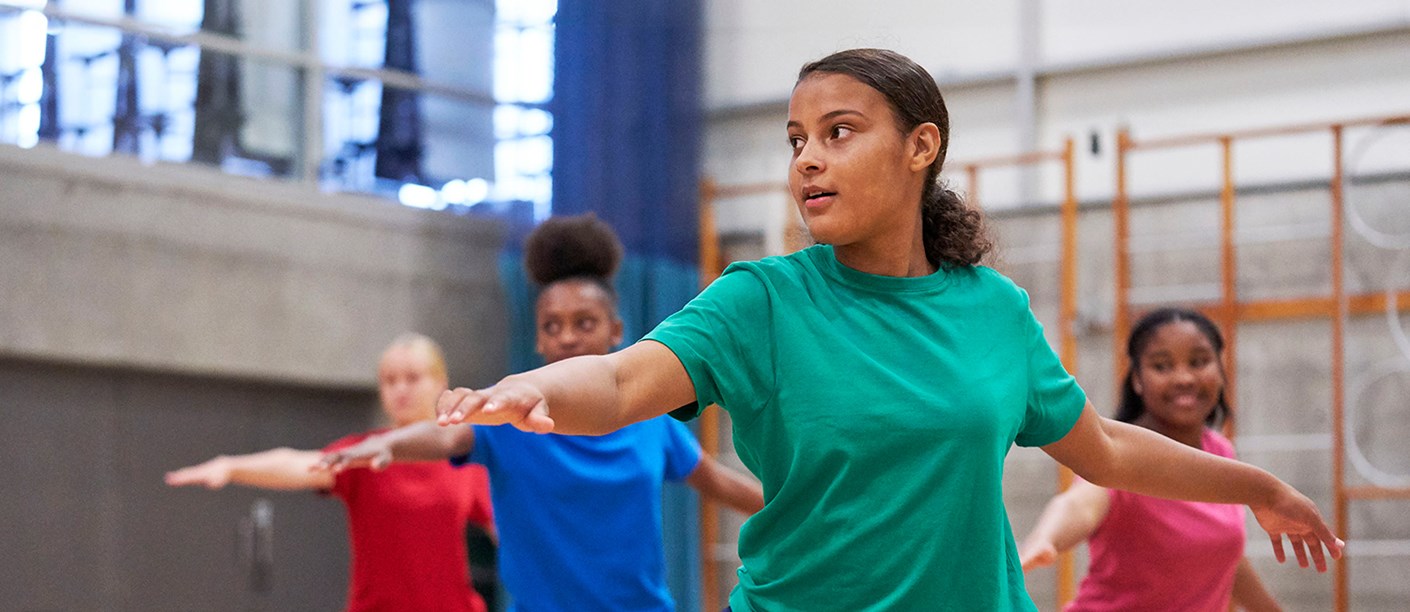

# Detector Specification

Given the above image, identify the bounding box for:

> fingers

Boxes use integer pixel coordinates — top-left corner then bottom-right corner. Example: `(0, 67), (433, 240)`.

(438, 384), (556, 433)
(438, 388), (489, 425)
(371, 451), (392, 471)
(1289, 534), (1310, 569)
(311, 453), (338, 472)
(517, 398), (556, 434)
(1306, 536), (1328, 572)
(1269, 533), (1286, 564)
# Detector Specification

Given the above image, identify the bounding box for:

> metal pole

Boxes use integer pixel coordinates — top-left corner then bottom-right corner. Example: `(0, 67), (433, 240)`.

(301, 0), (323, 184)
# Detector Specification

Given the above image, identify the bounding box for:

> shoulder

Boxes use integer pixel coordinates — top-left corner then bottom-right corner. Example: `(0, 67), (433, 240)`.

(724, 246), (829, 282)
(966, 266), (1030, 302)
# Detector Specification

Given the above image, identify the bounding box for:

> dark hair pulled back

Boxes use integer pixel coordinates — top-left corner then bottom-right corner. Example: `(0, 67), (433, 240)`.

(798, 48), (991, 270)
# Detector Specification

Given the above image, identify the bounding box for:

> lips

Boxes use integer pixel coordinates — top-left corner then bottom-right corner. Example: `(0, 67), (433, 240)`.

(802, 187), (837, 208)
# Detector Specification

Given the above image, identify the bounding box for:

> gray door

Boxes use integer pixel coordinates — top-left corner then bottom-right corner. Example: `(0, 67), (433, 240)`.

(0, 358), (376, 611)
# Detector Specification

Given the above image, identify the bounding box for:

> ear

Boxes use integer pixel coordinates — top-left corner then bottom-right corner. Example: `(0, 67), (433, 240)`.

(609, 318), (625, 347)
(908, 122), (941, 172)
(1131, 373), (1144, 396)
(534, 331), (548, 358)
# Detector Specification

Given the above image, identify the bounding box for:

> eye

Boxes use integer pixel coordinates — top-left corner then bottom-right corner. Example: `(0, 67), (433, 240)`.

(577, 318), (599, 332)
(788, 135), (805, 151)
(542, 321), (561, 335)
(830, 125), (853, 139)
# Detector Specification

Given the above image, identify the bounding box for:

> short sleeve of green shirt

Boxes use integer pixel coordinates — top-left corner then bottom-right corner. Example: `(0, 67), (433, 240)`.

(1014, 290), (1087, 447)
(644, 265), (775, 422)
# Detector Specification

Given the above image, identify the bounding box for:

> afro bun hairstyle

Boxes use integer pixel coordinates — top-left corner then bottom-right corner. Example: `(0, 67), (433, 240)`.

(523, 213), (624, 288)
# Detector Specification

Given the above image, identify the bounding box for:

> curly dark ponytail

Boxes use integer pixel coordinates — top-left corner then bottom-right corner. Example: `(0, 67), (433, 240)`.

(523, 213), (623, 304)
(799, 48), (991, 270)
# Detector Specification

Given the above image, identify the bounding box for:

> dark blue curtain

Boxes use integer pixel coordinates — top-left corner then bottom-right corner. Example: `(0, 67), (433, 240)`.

(375, 0), (424, 182)
(500, 1), (707, 608)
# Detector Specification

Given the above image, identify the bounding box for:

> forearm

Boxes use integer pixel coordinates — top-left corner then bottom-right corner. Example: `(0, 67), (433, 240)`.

(1089, 419), (1279, 506)
(1024, 486), (1105, 555)
(689, 458), (765, 515)
(505, 354), (634, 435)
(223, 448), (328, 490)
(381, 421), (473, 462)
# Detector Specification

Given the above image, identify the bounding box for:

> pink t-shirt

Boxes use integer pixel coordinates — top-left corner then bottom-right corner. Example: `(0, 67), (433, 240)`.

(1066, 428), (1245, 612)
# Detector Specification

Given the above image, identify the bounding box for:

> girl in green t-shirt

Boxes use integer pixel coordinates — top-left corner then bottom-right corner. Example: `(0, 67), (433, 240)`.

(430, 48), (1343, 611)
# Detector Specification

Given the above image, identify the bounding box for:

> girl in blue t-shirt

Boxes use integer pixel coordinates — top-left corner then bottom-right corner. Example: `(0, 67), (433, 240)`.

(403, 49), (1339, 611)
(319, 214), (764, 612)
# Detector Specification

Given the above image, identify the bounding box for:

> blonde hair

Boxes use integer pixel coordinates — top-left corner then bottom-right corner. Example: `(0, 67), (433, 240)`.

(384, 332), (448, 382)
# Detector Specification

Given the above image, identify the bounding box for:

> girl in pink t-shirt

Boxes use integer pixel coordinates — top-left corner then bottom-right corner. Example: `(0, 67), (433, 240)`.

(1020, 308), (1281, 611)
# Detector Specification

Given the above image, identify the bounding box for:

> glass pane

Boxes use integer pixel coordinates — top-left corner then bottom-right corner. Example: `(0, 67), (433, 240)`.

(321, 79), (497, 206)
(0, 16), (304, 179)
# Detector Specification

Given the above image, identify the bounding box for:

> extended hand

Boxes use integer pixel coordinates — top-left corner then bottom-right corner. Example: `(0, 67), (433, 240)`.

(437, 380), (555, 434)
(164, 458), (232, 490)
(315, 439), (392, 472)
(1018, 541), (1058, 571)
(1250, 485), (1344, 572)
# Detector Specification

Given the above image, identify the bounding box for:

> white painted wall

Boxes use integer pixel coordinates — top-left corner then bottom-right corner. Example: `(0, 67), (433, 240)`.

(704, 0), (1410, 214)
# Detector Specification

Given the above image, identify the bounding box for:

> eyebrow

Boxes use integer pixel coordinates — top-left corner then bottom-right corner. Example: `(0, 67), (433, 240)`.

(787, 109), (865, 129)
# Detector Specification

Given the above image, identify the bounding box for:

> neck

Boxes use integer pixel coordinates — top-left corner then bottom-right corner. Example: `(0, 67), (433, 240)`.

(1133, 414), (1205, 449)
(832, 211), (933, 277)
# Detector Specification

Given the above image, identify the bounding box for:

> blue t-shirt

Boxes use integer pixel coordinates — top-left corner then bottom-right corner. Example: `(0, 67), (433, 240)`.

(452, 416), (702, 612)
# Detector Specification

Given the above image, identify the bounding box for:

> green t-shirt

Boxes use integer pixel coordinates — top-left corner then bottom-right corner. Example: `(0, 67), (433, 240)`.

(644, 245), (1086, 611)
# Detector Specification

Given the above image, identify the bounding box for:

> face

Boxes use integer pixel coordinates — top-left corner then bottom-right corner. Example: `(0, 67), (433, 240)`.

(1131, 321), (1224, 431)
(786, 73), (937, 250)
(535, 280), (623, 364)
(377, 344), (447, 426)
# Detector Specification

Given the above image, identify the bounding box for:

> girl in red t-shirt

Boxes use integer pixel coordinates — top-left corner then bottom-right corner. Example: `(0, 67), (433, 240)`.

(166, 334), (494, 612)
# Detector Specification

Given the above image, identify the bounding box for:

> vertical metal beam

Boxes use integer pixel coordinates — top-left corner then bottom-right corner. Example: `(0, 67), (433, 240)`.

(301, 0), (323, 184)
(1015, 0), (1040, 204)
(1219, 136), (1239, 439)
(1329, 124), (1349, 612)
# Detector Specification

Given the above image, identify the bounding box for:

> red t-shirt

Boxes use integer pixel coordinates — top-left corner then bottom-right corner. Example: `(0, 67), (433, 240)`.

(323, 431), (493, 612)
(1066, 429), (1246, 612)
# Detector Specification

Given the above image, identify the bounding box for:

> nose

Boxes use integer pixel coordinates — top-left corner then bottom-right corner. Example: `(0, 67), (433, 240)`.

(793, 140), (823, 175)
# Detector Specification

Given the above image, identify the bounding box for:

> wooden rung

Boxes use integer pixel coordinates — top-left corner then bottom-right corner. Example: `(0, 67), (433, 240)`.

(1345, 485), (1410, 501)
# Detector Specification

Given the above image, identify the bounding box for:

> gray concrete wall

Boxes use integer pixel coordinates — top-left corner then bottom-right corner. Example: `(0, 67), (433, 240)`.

(0, 143), (509, 390)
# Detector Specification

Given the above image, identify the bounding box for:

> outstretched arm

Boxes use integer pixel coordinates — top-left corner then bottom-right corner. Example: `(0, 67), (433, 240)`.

(686, 456), (765, 516)
(1043, 404), (1343, 571)
(1017, 478), (1110, 571)
(438, 341), (697, 436)
(317, 421), (475, 472)
(165, 448), (334, 491)
(1231, 557), (1281, 611)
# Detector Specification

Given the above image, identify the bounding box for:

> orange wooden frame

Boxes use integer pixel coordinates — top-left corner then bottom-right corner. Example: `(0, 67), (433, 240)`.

(1114, 113), (1410, 612)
